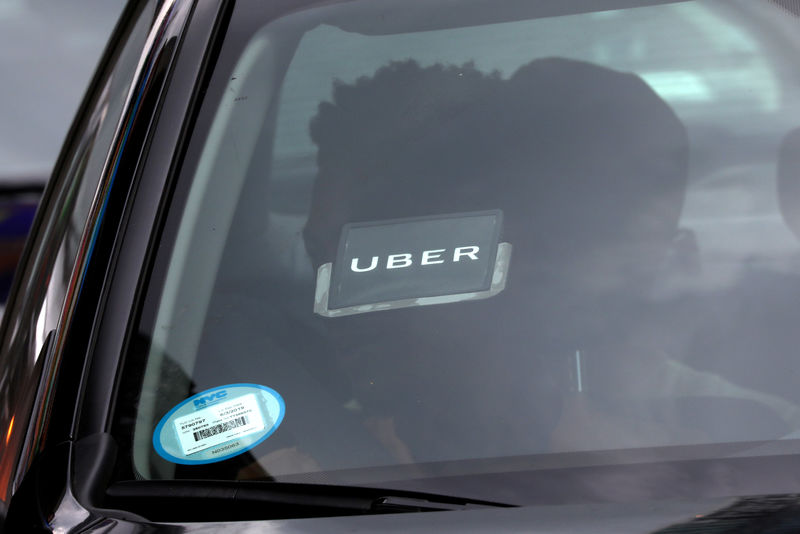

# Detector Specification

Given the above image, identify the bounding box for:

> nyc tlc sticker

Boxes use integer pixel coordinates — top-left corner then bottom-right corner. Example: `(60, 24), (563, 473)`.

(153, 384), (285, 465)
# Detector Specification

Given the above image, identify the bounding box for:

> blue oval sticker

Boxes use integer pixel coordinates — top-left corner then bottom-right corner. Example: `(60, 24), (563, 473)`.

(153, 383), (285, 465)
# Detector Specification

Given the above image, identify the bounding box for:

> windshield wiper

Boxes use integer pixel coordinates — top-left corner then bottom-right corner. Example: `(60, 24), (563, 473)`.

(104, 480), (516, 522)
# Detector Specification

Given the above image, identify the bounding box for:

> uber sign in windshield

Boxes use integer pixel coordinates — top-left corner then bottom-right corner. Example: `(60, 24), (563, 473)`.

(314, 210), (511, 316)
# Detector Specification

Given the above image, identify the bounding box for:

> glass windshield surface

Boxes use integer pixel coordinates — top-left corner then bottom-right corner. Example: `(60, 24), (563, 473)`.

(119, 0), (800, 503)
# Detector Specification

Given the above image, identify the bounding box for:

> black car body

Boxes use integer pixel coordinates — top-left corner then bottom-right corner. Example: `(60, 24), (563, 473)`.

(3, 0), (800, 531)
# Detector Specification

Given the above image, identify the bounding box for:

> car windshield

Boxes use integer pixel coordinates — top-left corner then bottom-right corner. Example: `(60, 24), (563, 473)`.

(117, 0), (800, 505)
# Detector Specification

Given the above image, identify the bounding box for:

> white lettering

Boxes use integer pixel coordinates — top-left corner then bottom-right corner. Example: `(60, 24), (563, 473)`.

(453, 246), (479, 261)
(351, 256), (379, 272)
(386, 253), (413, 269)
(421, 249), (446, 265)
(348, 246), (482, 273)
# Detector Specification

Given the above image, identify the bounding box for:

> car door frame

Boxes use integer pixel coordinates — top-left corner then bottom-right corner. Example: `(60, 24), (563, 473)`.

(0, 0), (232, 530)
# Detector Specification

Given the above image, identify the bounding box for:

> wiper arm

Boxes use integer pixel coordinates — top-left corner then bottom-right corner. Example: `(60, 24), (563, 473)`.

(104, 480), (515, 522)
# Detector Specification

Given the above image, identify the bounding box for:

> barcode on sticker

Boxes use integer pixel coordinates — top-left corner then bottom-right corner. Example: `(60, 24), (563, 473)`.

(173, 393), (266, 455)
(193, 416), (248, 441)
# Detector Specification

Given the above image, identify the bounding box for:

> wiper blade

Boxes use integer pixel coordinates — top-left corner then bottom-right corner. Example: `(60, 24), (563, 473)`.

(104, 480), (515, 522)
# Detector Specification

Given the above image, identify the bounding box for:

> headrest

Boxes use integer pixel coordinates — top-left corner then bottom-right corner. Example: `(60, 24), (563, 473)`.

(778, 127), (800, 241)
